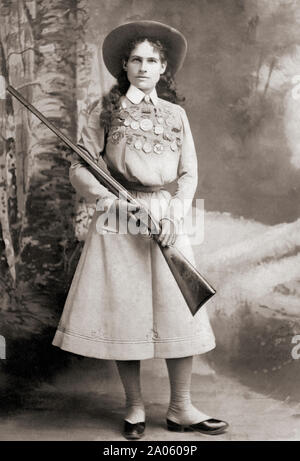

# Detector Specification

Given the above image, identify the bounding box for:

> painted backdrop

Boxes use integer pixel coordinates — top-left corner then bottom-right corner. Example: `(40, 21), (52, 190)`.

(0, 0), (300, 404)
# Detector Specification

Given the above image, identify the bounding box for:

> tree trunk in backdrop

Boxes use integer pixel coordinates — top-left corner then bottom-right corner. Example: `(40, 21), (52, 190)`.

(0, 0), (85, 381)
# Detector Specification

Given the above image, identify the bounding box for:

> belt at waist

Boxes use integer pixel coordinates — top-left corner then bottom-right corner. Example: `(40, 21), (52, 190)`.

(109, 169), (165, 193)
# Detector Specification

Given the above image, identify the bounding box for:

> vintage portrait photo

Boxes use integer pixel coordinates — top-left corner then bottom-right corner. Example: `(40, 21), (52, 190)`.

(0, 0), (299, 445)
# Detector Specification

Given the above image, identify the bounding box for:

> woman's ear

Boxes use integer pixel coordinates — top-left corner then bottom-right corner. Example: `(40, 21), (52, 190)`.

(123, 59), (128, 71)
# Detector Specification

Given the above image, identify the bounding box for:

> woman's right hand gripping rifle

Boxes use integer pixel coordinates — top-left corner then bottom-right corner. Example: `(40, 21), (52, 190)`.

(96, 197), (152, 236)
(116, 199), (158, 237)
(97, 197), (177, 246)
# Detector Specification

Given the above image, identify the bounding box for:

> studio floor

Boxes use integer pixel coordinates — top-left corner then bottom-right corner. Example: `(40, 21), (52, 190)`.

(0, 360), (299, 441)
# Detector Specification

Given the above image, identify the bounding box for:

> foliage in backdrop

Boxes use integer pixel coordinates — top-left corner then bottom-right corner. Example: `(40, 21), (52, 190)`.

(0, 0), (300, 399)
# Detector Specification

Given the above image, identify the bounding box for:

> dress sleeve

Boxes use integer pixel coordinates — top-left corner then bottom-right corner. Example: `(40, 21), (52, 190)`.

(163, 106), (198, 225)
(69, 100), (116, 205)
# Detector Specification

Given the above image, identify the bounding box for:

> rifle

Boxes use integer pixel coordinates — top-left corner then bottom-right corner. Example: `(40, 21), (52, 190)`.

(6, 83), (216, 316)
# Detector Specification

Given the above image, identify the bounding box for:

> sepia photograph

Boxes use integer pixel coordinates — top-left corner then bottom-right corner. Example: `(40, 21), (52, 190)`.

(0, 0), (300, 445)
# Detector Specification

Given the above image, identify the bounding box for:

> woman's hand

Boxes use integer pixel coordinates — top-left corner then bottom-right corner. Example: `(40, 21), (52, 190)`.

(157, 218), (177, 247)
(114, 199), (140, 217)
(113, 199), (152, 233)
(112, 199), (141, 226)
(101, 199), (152, 235)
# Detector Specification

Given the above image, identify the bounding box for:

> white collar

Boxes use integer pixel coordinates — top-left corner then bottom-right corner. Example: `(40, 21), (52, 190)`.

(125, 84), (158, 106)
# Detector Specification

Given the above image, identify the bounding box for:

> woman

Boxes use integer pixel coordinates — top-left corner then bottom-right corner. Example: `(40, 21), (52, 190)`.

(52, 20), (228, 440)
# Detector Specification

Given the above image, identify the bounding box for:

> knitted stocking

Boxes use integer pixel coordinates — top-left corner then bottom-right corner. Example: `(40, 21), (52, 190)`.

(165, 356), (211, 425)
(116, 360), (145, 424)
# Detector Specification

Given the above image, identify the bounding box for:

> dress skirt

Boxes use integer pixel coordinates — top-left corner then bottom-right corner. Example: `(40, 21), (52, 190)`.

(52, 189), (216, 360)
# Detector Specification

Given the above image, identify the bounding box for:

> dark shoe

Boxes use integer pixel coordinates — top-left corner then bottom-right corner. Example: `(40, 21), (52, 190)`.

(166, 418), (228, 435)
(123, 420), (146, 440)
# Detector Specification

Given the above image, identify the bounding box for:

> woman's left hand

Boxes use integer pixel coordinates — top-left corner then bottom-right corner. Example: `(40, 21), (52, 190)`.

(157, 218), (177, 247)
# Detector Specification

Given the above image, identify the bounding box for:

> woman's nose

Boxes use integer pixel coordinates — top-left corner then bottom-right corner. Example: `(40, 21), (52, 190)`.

(140, 60), (147, 72)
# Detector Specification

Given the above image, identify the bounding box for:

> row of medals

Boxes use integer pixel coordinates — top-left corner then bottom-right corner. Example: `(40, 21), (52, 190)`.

(122, 111), (179, 154)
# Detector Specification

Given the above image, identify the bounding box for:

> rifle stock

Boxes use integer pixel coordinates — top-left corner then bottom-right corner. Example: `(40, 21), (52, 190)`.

(160, 245), (215, 316)
(6, 83), (216, 316)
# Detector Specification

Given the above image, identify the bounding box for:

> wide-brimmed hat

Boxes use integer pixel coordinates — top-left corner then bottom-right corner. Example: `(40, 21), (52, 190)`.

(102, 20), (187, 78)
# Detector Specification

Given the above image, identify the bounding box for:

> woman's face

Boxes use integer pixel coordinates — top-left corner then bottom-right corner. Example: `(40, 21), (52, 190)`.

(123, 40), (167, 94)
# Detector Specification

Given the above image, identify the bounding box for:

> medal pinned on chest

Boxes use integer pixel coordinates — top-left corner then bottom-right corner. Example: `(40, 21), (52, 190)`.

(154, 125), (164, 135)
(142, 142), (152, 153)
(130, 121), (139, 130)
(118, 103), (183, 155)
(140, 118), (153, 131)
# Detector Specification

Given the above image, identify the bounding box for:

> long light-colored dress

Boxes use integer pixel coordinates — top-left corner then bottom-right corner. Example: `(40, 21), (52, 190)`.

(52, 85), (216, 360)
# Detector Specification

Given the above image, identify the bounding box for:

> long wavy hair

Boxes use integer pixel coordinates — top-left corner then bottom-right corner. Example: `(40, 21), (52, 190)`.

(99, 37), (185, 132)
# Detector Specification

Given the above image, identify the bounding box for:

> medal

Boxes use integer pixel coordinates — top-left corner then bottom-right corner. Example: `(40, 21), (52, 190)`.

(110, 130), (124, 144)
(154, 125), (164, 135)
(163, 131), (173, 141)
(143, 142), (152, 153)
(153, 143), (164, 154)
(134, 139), (143, 150)
(130, 121), (139, 130)
(170, 141), (177, 151)
(140, 118), (153, 131)
(126, 135), (133, 145)
(131, 110), (140, 121)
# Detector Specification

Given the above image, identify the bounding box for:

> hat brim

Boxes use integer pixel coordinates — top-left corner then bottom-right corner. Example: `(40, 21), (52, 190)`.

(102, 20), (187, 79)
